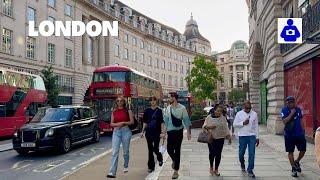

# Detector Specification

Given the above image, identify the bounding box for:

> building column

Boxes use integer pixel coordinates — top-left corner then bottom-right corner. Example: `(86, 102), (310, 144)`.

(93, 37), (99, 66)
(233, 64), (237, 88)
(98, 36), (105, 67)
(82, 17), (89, 64)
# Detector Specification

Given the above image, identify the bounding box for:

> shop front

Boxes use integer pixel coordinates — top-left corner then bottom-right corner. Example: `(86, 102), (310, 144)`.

(284, 57), (320, 140)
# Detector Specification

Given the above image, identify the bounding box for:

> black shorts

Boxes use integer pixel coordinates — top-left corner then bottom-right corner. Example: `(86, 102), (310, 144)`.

(284, 135), (307, 153)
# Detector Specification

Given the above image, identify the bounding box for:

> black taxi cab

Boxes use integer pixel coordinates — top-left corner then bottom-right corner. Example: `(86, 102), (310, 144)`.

(12, 106), (100, 155)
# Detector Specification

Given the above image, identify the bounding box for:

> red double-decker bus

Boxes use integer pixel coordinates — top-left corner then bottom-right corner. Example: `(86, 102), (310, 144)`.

(86, 66), (163, 133)
(0, 68), (47, 137)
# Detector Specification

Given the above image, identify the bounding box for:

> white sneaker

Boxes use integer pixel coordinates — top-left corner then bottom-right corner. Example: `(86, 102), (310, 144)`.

(123, 167), (129, 173)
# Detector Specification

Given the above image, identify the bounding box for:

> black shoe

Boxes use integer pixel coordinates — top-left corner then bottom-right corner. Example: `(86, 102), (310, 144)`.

(291, 169), (298, 177)
(294, 161), (301, 173)
(148, 169), (154, 173)
(248, 171), (256, 178)
(241, 163), (246, 172)
(159, 161), (163, 167)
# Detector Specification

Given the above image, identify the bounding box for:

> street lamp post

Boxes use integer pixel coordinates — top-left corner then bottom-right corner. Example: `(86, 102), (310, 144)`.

(187, 58), (191, 91)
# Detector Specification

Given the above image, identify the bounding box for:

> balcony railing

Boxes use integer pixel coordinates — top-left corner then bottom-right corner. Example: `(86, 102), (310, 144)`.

(280, 0), (320, 54)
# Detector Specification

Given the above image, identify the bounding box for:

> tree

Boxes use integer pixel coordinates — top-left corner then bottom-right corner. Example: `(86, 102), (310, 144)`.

(228, 88), (246, 103)
(41, 66), (60, 106)
(185, 55), (222, 102)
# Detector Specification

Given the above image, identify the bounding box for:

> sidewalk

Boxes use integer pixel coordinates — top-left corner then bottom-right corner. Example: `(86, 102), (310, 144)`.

(63, 137), (149, 180)
(157, 127), (320, 180)
(63, 126), (320, 180)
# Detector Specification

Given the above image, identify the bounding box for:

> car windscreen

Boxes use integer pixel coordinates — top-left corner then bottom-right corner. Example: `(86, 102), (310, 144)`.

(31, 108), (73, 122)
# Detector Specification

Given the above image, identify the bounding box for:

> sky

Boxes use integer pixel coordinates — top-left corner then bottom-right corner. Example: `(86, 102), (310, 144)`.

(119, 0), (249, 53)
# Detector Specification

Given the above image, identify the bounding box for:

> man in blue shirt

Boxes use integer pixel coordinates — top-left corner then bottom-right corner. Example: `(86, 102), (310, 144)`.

(281, 96), (306, 177)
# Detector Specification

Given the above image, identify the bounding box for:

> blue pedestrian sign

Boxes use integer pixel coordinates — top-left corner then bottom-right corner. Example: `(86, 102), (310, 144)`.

(278, 18), (302, 44)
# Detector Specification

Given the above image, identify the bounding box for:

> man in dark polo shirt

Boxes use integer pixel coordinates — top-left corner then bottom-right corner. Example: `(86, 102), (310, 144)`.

(281, 96), (306, 177)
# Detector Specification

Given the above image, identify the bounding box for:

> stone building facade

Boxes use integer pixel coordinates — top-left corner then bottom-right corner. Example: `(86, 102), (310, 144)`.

(246, 0), (320, 137)
(215, 40), (250, 103)
(0, 0), (211, 105)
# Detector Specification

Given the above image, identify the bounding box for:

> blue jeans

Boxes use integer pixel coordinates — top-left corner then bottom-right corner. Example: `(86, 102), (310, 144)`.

(109, 126), (132, 175)
(239, 136), (256, 172)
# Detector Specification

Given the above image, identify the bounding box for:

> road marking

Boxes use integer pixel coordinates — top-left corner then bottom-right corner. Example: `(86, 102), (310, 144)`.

(12, 160), (34, 171)
(33, 160), (71, 172)
(145, 151), (169, 180)
(59, 136), (139, 180)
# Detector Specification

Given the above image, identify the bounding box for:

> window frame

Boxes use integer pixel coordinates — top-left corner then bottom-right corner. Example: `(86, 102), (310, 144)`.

(26, 36), (36, 59)
(2, 28), (12, 54)
(47, 43), (55, 63)
(65, 48), (72, 68)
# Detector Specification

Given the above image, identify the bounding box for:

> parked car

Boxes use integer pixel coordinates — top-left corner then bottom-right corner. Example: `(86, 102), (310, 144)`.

(12, 106), (100, 155)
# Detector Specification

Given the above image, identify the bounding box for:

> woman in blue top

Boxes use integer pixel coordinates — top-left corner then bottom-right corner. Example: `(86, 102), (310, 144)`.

(163, 92), (191, 179)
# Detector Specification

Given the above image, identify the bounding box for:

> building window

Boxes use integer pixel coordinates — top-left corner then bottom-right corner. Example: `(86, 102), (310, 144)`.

(26, 37), (35, 59)
(48, 16), (55, 24)
(124, 33), (128, 43)
(140, 54), (145, 64)
(174, 64), (178, 72)
(220, 58), (224, 62)
(47, 43), (55, 63)
(140, 41), (144, 49)
(298, 0), (309, 15)
(132, 37), (137, 46)
(156, 58), (159, 68)
(124, 48), (129, 59)
(133, 51), (137, 62)
(155, 46), (158, 54)
(162, 74), (165, 84)
(114, 44), (119, 57)
(174, 53), (177, 60)
(2, 28), (12, 54)
(27, 7), (35, 22)
(237, 72), (244, 88)
(168, 62), (172, 71)
(155, 73), (159, 80)
(88, 37), (93, 64)
(229, 66), (233, 72)
(162, 49), (165, 56)
(148, 56), (152, 66)
(168, 75), (172, 86)
(147, 44), (151, 52)
(221, 67), (224, 73)
(161, 60), (165, 69)
(180, 77), (184, 87)
(65, 48), (72, 67)
(65, 4), (72, 16)
(2, 0), (12, 17)
(48, 0), (56, 8)
(180, 65), (184, 74)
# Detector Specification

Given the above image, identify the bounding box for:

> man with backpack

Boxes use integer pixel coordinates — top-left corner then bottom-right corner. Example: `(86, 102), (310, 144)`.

(141, 96), (165, 173)
(281, 96), (306, 177)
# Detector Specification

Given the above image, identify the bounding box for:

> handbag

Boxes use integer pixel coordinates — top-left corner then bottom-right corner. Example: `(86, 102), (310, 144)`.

(197, 130), (213, 144)
(170, 107), (182, 127)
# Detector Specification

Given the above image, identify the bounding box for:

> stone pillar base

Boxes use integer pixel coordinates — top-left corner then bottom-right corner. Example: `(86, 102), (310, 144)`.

(267, 114), (284, 135)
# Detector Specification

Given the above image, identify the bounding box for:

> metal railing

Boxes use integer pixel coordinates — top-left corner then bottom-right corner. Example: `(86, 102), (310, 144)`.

(280, 1), (320, 54)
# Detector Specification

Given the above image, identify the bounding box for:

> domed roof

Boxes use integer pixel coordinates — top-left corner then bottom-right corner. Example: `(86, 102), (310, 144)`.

(231, 40), (248, 49)
(186, 15), (198, 27)
(183, 15), (209, 43)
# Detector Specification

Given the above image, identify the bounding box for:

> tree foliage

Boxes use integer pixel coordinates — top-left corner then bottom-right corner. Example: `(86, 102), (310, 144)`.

(185, 56), (222, 102)
(228, 88), (246, 103)
(41, 66), (60, 106)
